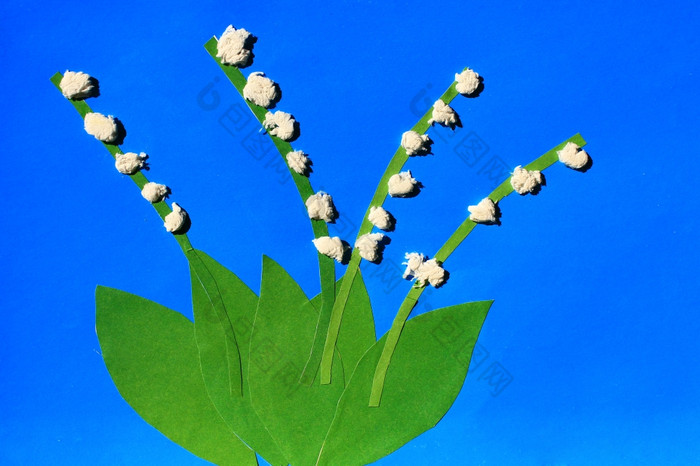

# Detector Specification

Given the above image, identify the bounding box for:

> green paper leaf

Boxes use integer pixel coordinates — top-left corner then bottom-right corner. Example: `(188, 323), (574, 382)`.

(95, 286), (258, 466)
(189, 250), (287, 465)
(317, 301), (493, 465)
(248, 256), (346, 465)
(310, 273), (376, 376)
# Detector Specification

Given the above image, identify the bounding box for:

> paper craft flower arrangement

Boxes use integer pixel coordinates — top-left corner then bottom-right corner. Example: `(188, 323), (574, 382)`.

(52, 25), (590, 466)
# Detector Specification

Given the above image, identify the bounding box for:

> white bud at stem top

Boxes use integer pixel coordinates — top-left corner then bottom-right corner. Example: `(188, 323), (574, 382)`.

(455, 68), (480, 96)
(60, 70), (97, 100)
(557, 141), (590, 169)
(216, 25), (256, 68)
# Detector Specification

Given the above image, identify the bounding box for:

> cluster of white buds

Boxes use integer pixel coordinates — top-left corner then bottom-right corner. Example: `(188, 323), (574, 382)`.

(63, 70), (188, 235)
(402, 252), (448, 288)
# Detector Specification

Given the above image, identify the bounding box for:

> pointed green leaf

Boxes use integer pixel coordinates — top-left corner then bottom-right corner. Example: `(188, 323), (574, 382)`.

(95, 286), (258, 466)
(189, 250), (287, 465)
(310, 273), (376, 377)
(249, 256), (345, 465)
(317, 301), (492, 465)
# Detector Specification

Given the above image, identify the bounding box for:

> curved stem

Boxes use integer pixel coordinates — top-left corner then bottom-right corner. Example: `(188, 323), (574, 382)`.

(204, 39), (335, 384)
(368, 133), (587, 406)
(51, 72), (247, 395)
(319, 76), (464, 384)
(50, 72), (194, 255)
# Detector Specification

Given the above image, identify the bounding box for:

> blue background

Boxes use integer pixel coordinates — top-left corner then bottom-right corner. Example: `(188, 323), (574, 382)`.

(2, 0), (699, 464)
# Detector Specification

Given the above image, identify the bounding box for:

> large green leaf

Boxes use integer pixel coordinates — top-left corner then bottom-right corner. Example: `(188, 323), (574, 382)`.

(317, 300), (493, 465)
(95, 286), (258, 466)
(309, 274), (376, 377)
(248, 256), (346, 465)
(189, 250), (287, 465)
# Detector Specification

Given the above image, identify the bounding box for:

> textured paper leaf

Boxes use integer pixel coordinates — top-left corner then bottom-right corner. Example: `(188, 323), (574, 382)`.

(95, 286), (258, 466)
(317, 301), (493, 465)
(189, 250), (287, 465)
(248, 256), (345, 465)
(309, 274), (376, 377)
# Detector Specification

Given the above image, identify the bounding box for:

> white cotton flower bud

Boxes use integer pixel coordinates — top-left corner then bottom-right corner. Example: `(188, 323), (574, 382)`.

(402, 252), (426, 279)
(415, 259), (447, 288)
(306, 192), (337, 223)
(164, 203), (188, 233)
(263, 111), (298, 141)
(84, 112), (118, 143)
(216, 25), (257, 67)
(115, 152), (148, 175)
(60, 70), (97, 100)
(286, 150), (311, 175)
(368, 206), (395, 231)
(141, 182), (170, 203)
(401, 130), (433, 156)
(455, 68), (480, 96)
(510, 165), (544, 195)
(388, 170), (420, 197)
(468, 197), (498, 224)
(313, 236), (345, 262)
(427, 100), (459, 128)
(557, 141), (590, 170)
(403, 253), (448, 287)
(243, 72), (280, 108)
(355, 233), (385, 263)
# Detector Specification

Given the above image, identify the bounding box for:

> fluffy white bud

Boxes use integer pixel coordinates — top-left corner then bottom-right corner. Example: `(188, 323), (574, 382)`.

(263, 111), (298, 141)
(141, 182), (170, 203)
(510, 166), (544, 195)
(306, 192), (337, 223)
(455, 68), (480, 96)
(427, 100), (459, 128)
(388, 170), (420, 197)
(84, 112), (118, 143)
(243, 72), (279, 108)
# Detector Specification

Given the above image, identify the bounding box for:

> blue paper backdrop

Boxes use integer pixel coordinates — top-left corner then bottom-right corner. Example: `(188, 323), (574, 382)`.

(2, 0), (699, 464)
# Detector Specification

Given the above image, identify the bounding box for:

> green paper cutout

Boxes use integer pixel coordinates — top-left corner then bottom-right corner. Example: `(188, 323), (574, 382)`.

(310, 273), (377, 376)
(95, 286), (258, 466)
(317, 301), (493, 465)
(50, 72), (193, 255)
(189, 250), (287, 465)
(188, 250), (243, 399)
(320, 76), (464, 385)
(203, 38), (336, 385)
(248, 256), (345, 465)
(368, 134), (587, 406)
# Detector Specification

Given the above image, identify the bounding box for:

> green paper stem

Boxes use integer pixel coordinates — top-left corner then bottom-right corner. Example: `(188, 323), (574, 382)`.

(203, 38), (335, 385)
(319, 77), (463, 385)
(50, 72), (193, 255)
(52, 71), (245, 394)
(368, 133), (587, 406)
